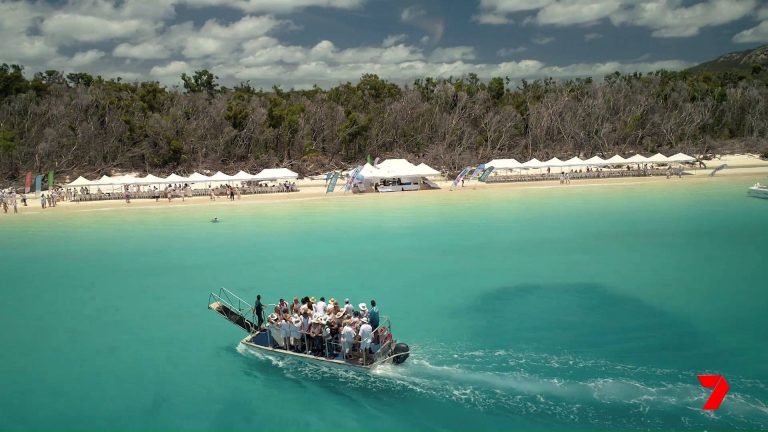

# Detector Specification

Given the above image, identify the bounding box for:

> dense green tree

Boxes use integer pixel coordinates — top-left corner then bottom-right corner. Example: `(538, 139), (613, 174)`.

(181, 70), (220, 96)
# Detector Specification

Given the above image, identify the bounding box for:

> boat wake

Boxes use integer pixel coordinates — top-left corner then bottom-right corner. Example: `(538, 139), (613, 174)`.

(236, 344), (768, 429)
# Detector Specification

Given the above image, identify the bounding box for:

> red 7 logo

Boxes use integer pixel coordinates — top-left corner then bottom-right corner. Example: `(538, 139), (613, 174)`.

(698, 374), (729, 410)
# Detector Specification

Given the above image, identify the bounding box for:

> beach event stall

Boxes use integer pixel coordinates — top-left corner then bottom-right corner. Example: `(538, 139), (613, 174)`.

(485, 159), (522, 170)
(668, 153), (696, 163)
(647, 153), (669, 163)
(67, 176), (92, 187)
(253, 168), (299, 181)
(543, 157), (565, 168)
(231, 170), (255, 181)
(625, 154), (649, 164)
(164, 173), (188, 183)
(563, 157), (585, 167)
(522, 158), (543, 169)
(583, 156), (608, 166)
(416, 163), (441, 176)
(604, 155), (627, 164)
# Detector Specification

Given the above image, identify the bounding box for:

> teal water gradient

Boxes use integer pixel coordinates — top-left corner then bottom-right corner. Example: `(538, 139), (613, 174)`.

(1, 178), (767, 431)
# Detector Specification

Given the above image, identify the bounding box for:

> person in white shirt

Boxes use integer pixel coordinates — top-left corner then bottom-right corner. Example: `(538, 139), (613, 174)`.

(358, 303), (368, 319)
(359, 318), (373, 354)
(343, 298), (354, 317)
(280, 316), (292, 350)
(314, 297), (327, 315)
(290, 315), (302, 351)
(340, 320), (356, 357)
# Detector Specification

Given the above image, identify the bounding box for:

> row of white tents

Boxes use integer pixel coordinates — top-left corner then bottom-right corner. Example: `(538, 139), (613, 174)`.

(66, 168), (298, 189)
(358, 159), (441, 179)
(485, 153), (696, 170)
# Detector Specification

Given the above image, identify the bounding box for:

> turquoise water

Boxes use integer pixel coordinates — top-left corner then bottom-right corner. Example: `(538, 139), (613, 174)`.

(1, 178), (767, 431)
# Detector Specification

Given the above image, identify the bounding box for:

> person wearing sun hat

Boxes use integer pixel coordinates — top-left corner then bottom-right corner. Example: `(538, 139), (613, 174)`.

(340, 319), (355, 358)
(290, 315), (303, 352)
(309, 317), (323, 355)
(358, 303), (368, 319)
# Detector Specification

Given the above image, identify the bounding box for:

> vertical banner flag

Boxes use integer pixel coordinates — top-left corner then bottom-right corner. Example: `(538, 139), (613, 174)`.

(326, 172), (340, 193)
(479, 166), (495, 182)
(24, 172), (32, 193)
(452, 166), (472, 188)
(471, 164), (486, 179)
(344, 165), (363, 192)
(34, 175), (43, 193)
(367, 154), (372, 165)
(48, 170), (54, 190)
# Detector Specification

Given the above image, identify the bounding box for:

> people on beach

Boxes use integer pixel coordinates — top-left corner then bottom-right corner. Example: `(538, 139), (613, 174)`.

(40, 194), (46, 209)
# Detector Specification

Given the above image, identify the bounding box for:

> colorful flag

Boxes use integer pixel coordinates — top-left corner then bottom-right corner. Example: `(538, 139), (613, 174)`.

(34, 175), (43, 193)
(48, 170), (54, 190)
(326, 172), (340, 193)
(367, 154), (372, 165)
(471, 164), (486, 179)
(452, 166), (471, 187)
(343, 165), (363, 192)
(24, 172), (32, 193)
(479, 166), (495, 182)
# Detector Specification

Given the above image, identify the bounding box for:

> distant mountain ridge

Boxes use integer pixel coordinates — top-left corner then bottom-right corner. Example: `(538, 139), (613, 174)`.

(688, 44), (768, 73)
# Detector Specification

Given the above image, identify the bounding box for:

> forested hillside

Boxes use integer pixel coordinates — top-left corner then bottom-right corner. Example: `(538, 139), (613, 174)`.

(1, 61), (767, 181)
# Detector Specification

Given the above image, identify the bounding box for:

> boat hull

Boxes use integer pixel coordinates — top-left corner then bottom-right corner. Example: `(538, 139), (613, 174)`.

(748, 187), (768, 199)
(239, 340), (374, 370)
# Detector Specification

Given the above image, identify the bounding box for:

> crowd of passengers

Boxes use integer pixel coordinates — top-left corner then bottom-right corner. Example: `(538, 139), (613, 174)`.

(252, 295), (384, 361)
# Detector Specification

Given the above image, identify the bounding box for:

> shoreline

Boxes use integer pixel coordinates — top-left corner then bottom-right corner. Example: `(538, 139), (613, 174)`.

(2, 164), (766, 218)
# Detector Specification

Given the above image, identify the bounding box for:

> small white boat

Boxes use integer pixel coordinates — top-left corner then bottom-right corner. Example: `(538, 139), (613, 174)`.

(748, 183), (768, 199)
(208, 288), (410, 370)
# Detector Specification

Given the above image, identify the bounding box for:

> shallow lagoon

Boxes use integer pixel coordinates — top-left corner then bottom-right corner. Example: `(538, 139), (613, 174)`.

(1, 178), (767, 430)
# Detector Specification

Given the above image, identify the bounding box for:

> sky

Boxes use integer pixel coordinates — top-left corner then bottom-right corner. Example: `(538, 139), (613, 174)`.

(1, 0), (767, 89)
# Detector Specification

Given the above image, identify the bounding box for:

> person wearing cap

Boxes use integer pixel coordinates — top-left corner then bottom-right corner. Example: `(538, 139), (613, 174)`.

(359, 318), (373, 355)
(358, 303), (368, 319)
(368, 299), (380, 329)
(343, 299), (354, 317)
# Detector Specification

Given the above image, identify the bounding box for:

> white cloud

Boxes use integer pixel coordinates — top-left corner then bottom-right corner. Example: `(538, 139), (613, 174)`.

(472, 13), (512, 25)
(537, 0), (621, 26)
(401, 6), (426, 22)
(383, 34), (407, 47)
(150, 60), (192, 78)
(41, 14), (156, 43)
(584, 32), (603, 41)
(113, 41), (171, 59)
(180, 0), (364, 13)
(428, 46), (476, 62)
(475, 0), (759, 39)
(497, 46), (527, 57)
(65, 49), (106, 67)
(733, 20), (768, 43)
(532, 36), (554, 45)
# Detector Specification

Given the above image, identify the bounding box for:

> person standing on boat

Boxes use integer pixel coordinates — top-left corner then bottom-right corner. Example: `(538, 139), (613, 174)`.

(252, 295), (265, 329)
(359, 318), (373, 355)
(343, 298), (354, 317)
(315, 297), (327, 315)
(341, 320), (355, 358)
(368, 300), (379, 329)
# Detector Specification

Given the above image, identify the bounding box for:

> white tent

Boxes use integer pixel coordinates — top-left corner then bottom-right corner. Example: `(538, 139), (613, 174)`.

(110, 174), (139, 185)
(583, 156), (608, 166)
(486, 159), (522, 170)
(522, 158), (543, 168)
(625, 154), (649, 164)
(377, 159), (414, 170)
(647, 153), (669, 163)
(543, 157), (565, 168)
(137, 174), (165, 184)
(604, 155), (627, 164)
(187, 172), (210, 182)
(563, 157), (585, 166)
(416, 163), (441, 176)
(359, 163), (385, 179)
(253, 168), (299, 181)
(230, 170), (255, 181)
(95, 175), (113, 185)
(164, 173), (188, 183)
(67, 176), (92, 187)
(668, 153), (695, 163)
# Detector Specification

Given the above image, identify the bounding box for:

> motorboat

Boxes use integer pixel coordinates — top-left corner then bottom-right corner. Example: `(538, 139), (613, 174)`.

(748, 183), (768, 199)
(208, 288), (410, 370)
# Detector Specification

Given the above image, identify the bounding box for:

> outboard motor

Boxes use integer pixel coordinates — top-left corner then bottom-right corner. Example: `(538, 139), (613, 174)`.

(392, 342), (410, 364)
